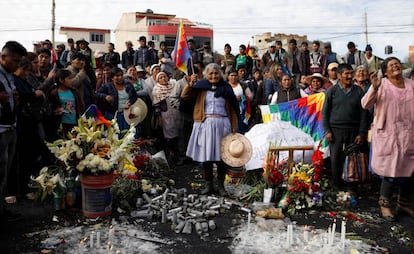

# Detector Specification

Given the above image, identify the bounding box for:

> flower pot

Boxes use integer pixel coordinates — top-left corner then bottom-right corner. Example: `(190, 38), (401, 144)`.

(80, 173), (114, 218)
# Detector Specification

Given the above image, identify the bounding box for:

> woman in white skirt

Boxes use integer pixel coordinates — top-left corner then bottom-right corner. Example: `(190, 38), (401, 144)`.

(181, 63), (239, 195)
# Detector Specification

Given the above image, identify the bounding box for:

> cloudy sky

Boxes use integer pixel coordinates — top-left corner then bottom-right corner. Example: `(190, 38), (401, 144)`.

(0, 0), (413, 61)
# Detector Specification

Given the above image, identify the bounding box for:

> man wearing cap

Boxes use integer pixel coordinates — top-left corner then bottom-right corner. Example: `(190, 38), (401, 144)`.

(342, 41), (367, 71)
(262, 42), (282, 69)
(327, 62), (339, 88)
(364, 44), (381, 74)
(76, 38), (96, 69)
(121, 41), (135, 69)
(60, 38), (76, 68)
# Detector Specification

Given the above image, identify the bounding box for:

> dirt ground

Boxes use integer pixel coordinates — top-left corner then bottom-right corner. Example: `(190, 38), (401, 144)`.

(1, 159), (413, 254)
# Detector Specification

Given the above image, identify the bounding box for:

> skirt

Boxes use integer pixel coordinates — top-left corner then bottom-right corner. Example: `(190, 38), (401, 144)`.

(186, 116), (231, 162)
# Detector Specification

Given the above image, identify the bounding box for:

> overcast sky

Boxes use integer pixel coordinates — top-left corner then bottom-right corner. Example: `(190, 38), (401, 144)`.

(0, 0), (413, 61)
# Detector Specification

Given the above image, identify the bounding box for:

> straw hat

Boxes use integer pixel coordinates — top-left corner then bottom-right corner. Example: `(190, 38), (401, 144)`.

(221, 133), (252, 167)
(305, 73), (329, 85)
(123, 98), (148, 126)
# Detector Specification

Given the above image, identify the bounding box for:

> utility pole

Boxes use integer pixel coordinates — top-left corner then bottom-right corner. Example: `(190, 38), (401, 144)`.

(364, 12), (368, 45)
(51, 0), (56, 43)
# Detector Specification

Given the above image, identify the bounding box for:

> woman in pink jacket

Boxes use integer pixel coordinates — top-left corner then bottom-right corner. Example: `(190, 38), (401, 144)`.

(361, 57), (414, 221)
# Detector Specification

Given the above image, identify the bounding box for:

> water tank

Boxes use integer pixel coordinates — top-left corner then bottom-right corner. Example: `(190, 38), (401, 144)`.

(385, 45), (393, 54)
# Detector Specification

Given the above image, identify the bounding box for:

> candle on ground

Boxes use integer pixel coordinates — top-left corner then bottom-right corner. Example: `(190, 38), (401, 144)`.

(97, 231), (101, 248)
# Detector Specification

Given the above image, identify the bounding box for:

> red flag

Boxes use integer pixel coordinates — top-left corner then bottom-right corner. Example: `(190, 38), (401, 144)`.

(246, 43), (250, 56)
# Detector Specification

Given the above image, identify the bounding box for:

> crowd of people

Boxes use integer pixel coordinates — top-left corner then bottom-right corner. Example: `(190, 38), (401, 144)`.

(0, 36), (413, 223)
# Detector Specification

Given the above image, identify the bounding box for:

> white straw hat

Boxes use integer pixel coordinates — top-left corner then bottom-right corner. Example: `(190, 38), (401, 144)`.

(221, 133), (252, 167)
(123, 98), (148, 126)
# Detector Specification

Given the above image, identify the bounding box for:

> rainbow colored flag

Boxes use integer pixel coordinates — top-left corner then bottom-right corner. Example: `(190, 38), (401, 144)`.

(259, 93), (328, 150)
(172, 21), (191, 74)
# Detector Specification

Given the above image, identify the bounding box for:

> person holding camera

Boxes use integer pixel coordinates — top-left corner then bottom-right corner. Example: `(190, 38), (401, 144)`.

(361, 57), (414, 221)
(322, 63), (370, 196)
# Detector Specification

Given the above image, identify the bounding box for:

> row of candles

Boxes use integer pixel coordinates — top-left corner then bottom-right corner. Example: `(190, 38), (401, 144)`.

(78, 225), (121, 254)
(285, 219), (347, 249)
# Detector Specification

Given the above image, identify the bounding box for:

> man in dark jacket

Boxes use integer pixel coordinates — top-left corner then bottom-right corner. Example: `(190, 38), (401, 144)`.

(0, 41), (27, 222)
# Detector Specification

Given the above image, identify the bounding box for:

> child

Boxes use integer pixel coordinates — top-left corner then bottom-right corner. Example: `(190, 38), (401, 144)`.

(46, 69), (83, 140)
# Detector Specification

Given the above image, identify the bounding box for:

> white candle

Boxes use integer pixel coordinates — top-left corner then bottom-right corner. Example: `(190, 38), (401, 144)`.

(341, 219), (346, 249)
(97, 232), (101, 248)
(287, 224), (293, 246)
(90, 231), (94, 249)
(109, 226), (115, 242)
(331, 220), (336, 245)
(303, 225), (309, 242)
(79, 241), (85, 254)
(107, 241), (112, 254)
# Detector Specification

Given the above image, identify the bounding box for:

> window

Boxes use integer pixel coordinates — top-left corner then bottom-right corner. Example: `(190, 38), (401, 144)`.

(147, 19), (168, 26)
(90, 33), (105, 44)
(150, 35), (159, 42)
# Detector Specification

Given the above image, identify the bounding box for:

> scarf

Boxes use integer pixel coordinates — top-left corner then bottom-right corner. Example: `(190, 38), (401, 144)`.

(193, 78), (239, 115)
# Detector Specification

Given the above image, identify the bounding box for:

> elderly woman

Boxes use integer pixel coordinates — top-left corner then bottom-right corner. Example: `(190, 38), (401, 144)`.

(303, 73), (327, 95)
(152, 71), (180, 163)
(354, 65), (370, 93)
(361, 57), (414, 221)
(182, 63), (239, 195)
(270, 74), (307, 104)
(96, 67), (138, 132)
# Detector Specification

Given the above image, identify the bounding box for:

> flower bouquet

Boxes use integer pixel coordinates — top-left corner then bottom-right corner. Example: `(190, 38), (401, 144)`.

(239, 150), (288, 202)
(32, 107), (136, 209)
(278, 146), (324, 215)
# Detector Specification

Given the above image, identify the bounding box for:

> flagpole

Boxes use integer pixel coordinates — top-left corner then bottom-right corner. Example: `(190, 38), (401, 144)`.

(190, 56), (195, 75)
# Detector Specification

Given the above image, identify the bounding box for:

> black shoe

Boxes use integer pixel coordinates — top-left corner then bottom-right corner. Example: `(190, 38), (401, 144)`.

(201, 181), (214, 195)
(217, 185), (228, 196)
(176, 157), (186, 166)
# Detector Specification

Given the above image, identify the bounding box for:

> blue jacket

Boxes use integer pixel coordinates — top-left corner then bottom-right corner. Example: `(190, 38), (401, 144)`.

(95, 81), (138, 115)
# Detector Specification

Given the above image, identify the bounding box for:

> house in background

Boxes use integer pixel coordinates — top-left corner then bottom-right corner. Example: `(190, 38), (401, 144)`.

(255, 32), (308, 54)
(115, 9), (213, 52)
(59, 26), (111, 52)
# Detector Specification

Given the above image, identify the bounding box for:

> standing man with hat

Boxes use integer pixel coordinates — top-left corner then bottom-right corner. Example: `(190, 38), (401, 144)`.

(75, 38), (97, 91)
(326, 62), (339, 88)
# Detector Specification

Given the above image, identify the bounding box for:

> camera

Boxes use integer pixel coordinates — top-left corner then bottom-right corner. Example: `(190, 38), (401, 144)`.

(343, 143), (360, 155)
